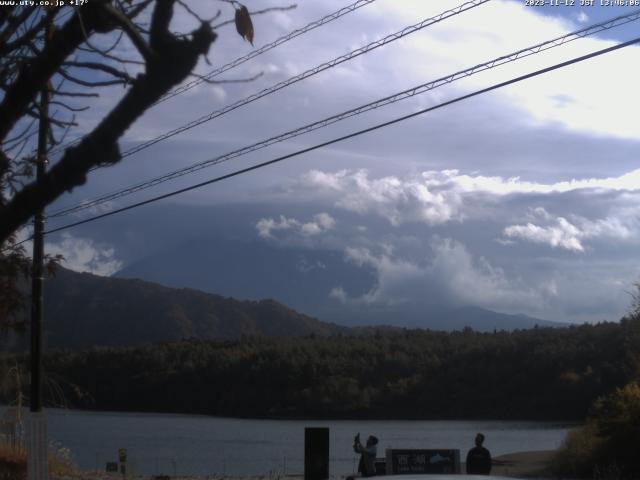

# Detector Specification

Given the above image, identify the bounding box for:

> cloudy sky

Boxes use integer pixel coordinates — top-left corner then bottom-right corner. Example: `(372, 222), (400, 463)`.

(33, 0), (640, 324)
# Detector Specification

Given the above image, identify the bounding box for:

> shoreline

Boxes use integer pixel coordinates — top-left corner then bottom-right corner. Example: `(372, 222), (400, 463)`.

(51, 450), (557, 480)
(13, 405), (580, 424)
(491, 450), (555, 478)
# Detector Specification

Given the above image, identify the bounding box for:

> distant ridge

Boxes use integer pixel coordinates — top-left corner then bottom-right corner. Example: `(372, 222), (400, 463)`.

(36, 267), (346, 349)
(116, 237), (564, 331)
(5, 261), (563, 352)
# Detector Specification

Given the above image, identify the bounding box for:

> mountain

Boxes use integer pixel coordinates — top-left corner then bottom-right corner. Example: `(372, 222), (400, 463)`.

(116, 237), (563, 331)
(26, 267), (346, 350)
(115, 237), (377, 318)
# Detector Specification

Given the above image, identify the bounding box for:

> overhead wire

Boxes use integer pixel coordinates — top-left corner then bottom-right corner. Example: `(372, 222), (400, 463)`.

(118, 0), (491, 159)
(158, 0), (378, 105)
(47, 8), (640, 219)
(40, 36), (640, 238)
(47, 0), (491, 162)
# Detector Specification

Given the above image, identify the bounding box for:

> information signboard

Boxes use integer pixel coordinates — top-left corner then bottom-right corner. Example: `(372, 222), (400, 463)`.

(385, 449), (460, 475)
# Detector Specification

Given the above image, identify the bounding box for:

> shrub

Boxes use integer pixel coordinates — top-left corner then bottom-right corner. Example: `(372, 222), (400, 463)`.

(552, 423), (602, 478)
(552, 382), (640, 479)
(591, 383), (640, 478)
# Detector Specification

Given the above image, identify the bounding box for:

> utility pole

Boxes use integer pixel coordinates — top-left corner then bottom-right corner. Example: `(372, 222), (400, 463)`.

(28, 49), (50, 480)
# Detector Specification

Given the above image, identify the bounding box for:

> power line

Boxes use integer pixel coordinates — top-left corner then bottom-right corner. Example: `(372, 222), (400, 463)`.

(43, 0), (494, 165)
(158, 0), (378, 105)
(42, 36), (640, 237)
(116, 0), (490, 159)
(47, 0), (378, 157)
(48, 8), (640, 219)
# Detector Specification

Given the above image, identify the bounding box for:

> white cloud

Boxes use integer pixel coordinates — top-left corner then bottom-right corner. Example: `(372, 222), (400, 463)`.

(581, 217), (632, 239)
(256, 212), (336, 239)
(45, 233), (122, 276)
(575, 12), (589, 24)
(503, 208), (633, 252)
(290, 167), (640, 320)
(207, 85), (227, 103)
(302, 170), (351, 192)
(301, 169), (462, 226)
(301, 212), (336, 235)
(256, 215), (300, 239)
(371, 0), (640, 140)
(330, 238), (554, 313)
(299, 168), (640, 234)
(504, 217), (585, 252)
(328, 286), (348, 303)
(71, 200), (115, 218)
(297, 259), (326, 273)
(340, 245), (426, 305)
(425, 168), (640, 196)
(428, 237), (552, 311)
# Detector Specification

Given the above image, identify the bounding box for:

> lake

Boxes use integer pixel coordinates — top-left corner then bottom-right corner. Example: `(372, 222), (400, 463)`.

(13, 408), (575, 476)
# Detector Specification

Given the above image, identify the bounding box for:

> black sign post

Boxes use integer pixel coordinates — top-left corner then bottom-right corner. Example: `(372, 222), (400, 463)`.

(118, 448), (127, 479)
(304, 427), (329, 480)
(385, 449), (460, 475)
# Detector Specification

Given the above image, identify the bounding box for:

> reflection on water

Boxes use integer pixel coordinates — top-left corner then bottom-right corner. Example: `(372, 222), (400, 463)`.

(17, 408), (575, 476)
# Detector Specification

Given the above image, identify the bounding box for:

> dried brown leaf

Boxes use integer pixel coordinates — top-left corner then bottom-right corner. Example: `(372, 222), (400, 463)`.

(46, 24), (56, 41)
(234, 5), (254, 46)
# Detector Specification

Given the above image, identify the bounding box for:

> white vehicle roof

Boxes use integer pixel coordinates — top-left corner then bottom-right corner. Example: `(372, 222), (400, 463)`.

(380, 476), (509, 480)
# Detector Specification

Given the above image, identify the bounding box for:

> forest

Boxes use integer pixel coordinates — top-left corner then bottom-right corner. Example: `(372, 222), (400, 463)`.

(2, 318), (639, 420)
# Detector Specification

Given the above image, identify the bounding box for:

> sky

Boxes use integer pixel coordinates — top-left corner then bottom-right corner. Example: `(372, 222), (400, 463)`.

(26, 0), (640, 324)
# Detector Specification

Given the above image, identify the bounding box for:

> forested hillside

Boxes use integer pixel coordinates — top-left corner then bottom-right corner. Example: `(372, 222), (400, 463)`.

(3, 319), (638, 420)
(30, 267), (346, 349)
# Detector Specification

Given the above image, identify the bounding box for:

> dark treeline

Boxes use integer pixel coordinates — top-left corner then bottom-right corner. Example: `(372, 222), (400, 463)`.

(2, 319), (639, 420)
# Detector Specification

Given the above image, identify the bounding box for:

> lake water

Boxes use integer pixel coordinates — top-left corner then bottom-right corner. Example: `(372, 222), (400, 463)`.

(7, 408), (577, 476)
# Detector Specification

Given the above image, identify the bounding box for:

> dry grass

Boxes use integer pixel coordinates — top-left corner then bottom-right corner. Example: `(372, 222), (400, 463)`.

(0, 439), (76, 480)
(0, 442), (26, 480)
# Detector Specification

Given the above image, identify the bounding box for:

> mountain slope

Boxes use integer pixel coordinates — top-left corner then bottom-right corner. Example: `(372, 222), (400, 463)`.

(115, 238), (377, 317)
(38, 267), (346, 349)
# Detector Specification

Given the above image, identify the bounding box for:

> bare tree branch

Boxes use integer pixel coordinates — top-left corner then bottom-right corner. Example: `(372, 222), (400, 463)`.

(99, 2), (155, 63)
(53, 90), (100, 98)
(62, 61), (135, 83)
(58, 68), (128, 87)
(0, 8), (56, 56)
(77, 43), (145, 65)
(49, 101), (90, 113)
(0, 1), (118, 141)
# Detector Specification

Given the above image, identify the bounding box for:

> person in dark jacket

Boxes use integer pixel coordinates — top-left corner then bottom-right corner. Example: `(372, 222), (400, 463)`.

(353, 433), (378, 477)
(466, 433), (492, 475)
